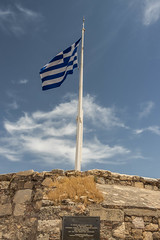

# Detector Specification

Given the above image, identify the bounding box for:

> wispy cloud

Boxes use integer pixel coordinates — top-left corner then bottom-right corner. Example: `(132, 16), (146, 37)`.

(0, 146), (20, 162)
(8, 101), (19, 110)
(5, 90), (20, 111)
(138, 101), (154, 119)
(19, 79), (28, 84)
(16, 4), (40, 19)
(134, 125), (160, 136)
(143, 0), (160, 26)
(0, 95), (131, 167)
(0, 4), (42, 36)
(0, 9), (14, 19)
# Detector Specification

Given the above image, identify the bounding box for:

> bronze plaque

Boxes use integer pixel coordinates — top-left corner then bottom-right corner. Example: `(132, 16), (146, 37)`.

(62, 216), (100, 240)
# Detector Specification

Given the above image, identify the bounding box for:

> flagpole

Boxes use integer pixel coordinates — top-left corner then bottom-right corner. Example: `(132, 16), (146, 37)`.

(75, 18), (85, 171)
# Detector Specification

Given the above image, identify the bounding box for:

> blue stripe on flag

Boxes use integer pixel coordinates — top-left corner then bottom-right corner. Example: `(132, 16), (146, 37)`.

(42, 63), (78, 91)
(42, 71), (65, 82)
(40, 38), (81, 91)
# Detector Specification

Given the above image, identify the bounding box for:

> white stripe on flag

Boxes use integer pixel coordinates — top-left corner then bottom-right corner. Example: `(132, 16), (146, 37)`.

(41, 64), (76, 87)
(40, 54), (78, 79)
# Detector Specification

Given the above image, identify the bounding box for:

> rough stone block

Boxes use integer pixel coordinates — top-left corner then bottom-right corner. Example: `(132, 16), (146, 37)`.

(14, 204), (26, 216)
(51, 169), (65, 175)
(144, 216), (153, 223)
(0, 181), (10, 190)
(157, 210), (160, 217)
(90, 208), (108, 220)
(113, 222), (125, 239)
(145, 223), (158, 231)
(37, 234), (49, 240)
(96, 177), (105, 184)
(132, 229), (143, 239)
(34, 201), (42, 210)
(134, 182), (144, 189)
(0, 203), (12, 216)
(143, 231), (153, 240)
(125, 222), (132, 233)
(119, 174), (132, 181)
(13, 189), (32, 204)
(105, 209), (124, 222)
(24, 181), (33, 189)
(16, 170), (34, 176)
(153, 232), (160, 239)
(42, 178), (54, 187)
(0, 194), (10, 204)
(38, 219), (61, 232)
(124, 208), (157, 217)
(34, 189), (43, 200)
(145, 185), (153, 190)
(132, 217), (144, 229)
(153, 186), (158, 191)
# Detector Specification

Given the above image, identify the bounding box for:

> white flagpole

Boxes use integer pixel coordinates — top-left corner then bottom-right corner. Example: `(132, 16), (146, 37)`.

(75, 18), (85, 171)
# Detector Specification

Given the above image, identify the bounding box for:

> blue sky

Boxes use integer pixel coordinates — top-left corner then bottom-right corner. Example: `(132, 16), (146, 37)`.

(1, 0), (160, 178)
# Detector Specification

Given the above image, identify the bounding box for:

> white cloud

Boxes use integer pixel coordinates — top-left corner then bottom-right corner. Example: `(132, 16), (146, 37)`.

(0, 94), (131, 166)
(83, 95), (127, 129)
(8, 100), (19, 110)
(138, 101), (154, 119)
(19, 79), (28, 84)
(0, 4), (42, 35)
(143, 0), (160, 25)
(5, 90), (20, 111)
(0, 147), (20, 162)
(0, 9), (13, 19)
(16, 4), (40, 19)
(83, 137), (130, 165)
(134, 125), (160, 136)
(4, 113), (41, 133)
(134, 129), (144, 135)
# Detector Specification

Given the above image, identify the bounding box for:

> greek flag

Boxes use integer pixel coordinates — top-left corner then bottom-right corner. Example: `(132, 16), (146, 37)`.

(40, 38), (81, 90)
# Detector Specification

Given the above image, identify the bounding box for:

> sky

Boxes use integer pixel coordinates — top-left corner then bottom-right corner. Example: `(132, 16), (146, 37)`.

(0, 0), (160, 178)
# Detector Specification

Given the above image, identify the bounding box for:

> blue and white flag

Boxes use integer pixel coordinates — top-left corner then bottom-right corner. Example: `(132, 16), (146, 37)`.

(40, 38), (81, 90)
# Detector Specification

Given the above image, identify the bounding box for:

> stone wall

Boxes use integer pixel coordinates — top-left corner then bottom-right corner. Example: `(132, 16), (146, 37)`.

(0, 169), (160, 239)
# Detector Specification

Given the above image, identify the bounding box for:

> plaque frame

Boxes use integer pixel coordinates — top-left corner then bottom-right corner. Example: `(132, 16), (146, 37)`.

(62, 216), (100, 240)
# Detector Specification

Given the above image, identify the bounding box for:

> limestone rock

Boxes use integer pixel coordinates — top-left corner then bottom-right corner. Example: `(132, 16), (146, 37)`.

(132, 217), (144, 229)
(105, 209), (124, 222)
(145, 223), (159, 231)
(14, 204), (26, 216)
(37, 234), (49, 240)
(16, 170), (34, 176)
(143, 232), (153, 240)
(51, 169), (65, 175)
(0, 194), (10, 204)
(152, 232), (160, 239)
(145, 185), (153, 190)
(13, 189), (32, 204)
(42, 178), (54, 187)
(34, 200), (42, 210)
(134, 182), (144, 188)
(90, 208), (108, 220)
(24, 181), (33, 189)
(113, 222), (125, 239)
(38, 219), (61, 232)
(0, 181), (10, 190)
(0, 203), (12, 217)
(34, 189), (43, 201)
(132, 229), (143, 239)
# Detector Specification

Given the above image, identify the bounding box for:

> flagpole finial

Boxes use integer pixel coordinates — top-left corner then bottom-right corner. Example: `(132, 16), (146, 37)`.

(82, 17), (85, 31)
